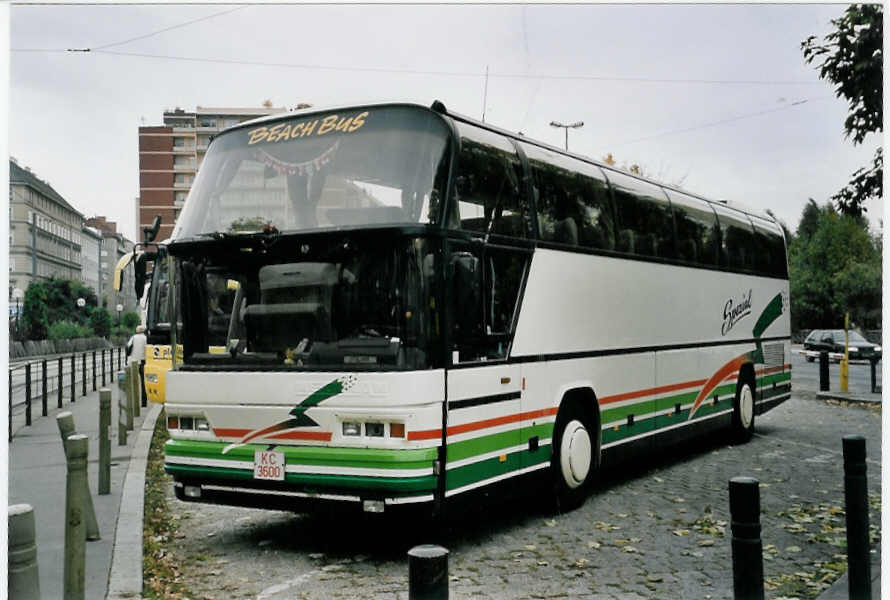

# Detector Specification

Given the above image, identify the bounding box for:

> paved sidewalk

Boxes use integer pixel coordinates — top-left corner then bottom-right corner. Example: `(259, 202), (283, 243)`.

(8, 378), (160, 599)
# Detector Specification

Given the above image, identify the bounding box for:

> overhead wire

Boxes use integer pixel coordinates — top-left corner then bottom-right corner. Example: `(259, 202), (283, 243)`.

(12, 46), (823, 87)
(612, 97), (833, 146)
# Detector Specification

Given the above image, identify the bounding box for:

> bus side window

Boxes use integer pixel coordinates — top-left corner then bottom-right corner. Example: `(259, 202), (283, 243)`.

(713, 206), (759, 272)
(451, 123), (528, 238)
(606, 170), (675, 259)
(664, 190), (720, 267)
(751, 217), (788, 278)
(521, 143), (615, 250)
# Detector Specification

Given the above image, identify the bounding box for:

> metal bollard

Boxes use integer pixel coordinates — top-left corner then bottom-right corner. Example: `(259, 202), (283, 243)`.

(56, 413), (100, 541)
(118, 347), (122, 370)
(842, 435), (872, 599)
(101, 349), (106, 386)
(70, 355), (75, 404)
(8, 503), (40, 600)
(64, 434), (88, 600)
(408, 544), (449, 600)
(25, 363), (32, 426)
(92, 351), (97, 391)
(58, 357), (63, 408)
(729, 477), (764, 600)
(8, 369), (13, 441)
(81, 354), (87, 397)
(112, 348), (117, 376)
(819, 351), (830, 391)
(41, 360), (48, 417)
(99, 389), (111, 495)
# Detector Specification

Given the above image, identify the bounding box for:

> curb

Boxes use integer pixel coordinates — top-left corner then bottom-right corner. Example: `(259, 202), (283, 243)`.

(106, 402), (162, 599)
(816, 391), (882, 404)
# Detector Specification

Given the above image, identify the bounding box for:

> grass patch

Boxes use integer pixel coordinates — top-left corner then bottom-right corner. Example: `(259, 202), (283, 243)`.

(143, 409), (196, 599)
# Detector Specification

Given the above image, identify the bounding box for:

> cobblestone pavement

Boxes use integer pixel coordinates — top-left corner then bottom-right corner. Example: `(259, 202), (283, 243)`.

(166, 393), (880, 600)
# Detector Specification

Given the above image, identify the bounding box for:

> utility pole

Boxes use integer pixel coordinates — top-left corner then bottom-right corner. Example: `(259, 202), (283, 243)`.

(549, 120), (584, 151)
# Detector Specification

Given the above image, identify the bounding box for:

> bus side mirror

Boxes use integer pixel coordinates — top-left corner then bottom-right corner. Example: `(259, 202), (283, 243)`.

(450, 252), (482, 337)
(134, 251), (156, 301)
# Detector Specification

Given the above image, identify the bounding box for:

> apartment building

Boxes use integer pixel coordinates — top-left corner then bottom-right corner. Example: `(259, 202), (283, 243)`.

(80, 225), (103, 300)
(9, 158), (84, 299)
(138, 105), (286, 241)
(85, 216), (138, 314)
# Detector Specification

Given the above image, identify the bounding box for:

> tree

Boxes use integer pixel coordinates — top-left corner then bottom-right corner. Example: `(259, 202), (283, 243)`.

(89, 307), (112, 338)
(788, 202), (881, 330)
(802, 4), (882, 216)
(20, 283), (49, 340)
(795, 198), (823, 240)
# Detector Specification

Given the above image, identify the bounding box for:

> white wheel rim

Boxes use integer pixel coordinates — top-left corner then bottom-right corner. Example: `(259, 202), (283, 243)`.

(559, 420), (591, 489)
(739, 383), (754, 429)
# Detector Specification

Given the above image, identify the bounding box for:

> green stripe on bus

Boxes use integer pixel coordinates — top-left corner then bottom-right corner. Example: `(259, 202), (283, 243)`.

(759, 372), (791, 386)
(601, 382), (737, 425)
(446, 422), (553, 463)
(446, 446), (551, 491)
(164, 463), (437, 493)
(759, 384), (791, 401)
(165, 439), (437, 471)
(602, 395), (733, 445)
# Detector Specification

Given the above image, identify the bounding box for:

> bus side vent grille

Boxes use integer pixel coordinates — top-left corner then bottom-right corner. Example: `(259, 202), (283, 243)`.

(763, 343), (784, 367)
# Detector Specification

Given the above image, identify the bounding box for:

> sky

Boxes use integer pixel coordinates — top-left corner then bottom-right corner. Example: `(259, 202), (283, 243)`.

(7, 2), (884, 242)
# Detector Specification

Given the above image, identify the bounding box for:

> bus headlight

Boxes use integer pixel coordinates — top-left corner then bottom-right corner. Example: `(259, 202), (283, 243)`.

(146, 373), (159, 383)
(342, 422), (361, 436)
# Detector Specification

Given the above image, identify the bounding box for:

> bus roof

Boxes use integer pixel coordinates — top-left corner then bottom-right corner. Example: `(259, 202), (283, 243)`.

(215, 99), (780, 228)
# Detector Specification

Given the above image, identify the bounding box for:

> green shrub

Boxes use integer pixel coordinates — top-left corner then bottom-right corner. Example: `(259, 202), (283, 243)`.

(122, 311), (141, 330)
(89, 307), (112, 338)
(21, 283), (49, 340)
(48, 320), (93, 340)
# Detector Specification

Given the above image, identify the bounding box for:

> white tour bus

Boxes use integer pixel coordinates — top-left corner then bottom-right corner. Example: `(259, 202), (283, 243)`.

(163, 101), (791, 514)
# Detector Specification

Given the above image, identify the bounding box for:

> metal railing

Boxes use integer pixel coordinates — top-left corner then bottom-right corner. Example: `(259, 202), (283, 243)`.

(8, 346), (125, 440)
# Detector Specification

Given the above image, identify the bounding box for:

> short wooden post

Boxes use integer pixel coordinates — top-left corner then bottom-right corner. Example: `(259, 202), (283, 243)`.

(118, 374), (127, 446)
(99, 390), (111, 494)
(64, 434), (88, 600)
(125, 365), (135, 431)
(131, 363), (141, 418)
(57, 413), (100, 541)
(8, 503), (40, 600)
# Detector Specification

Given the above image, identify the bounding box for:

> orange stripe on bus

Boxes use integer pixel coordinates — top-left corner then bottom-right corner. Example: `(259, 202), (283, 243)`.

(599, 379), (708, 405)
(408, 407), (559, 441)
(212, 428), (331, 442)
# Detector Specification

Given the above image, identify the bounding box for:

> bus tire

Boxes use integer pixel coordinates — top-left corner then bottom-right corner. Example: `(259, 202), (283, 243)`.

(732, 370), (756, 443)
(551, 401), (596, 511)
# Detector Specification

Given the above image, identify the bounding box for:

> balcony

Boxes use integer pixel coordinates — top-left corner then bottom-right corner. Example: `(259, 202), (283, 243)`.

(173, 163), (196, 171)
(173, 180), (193, 189)
(172, 145), (196, 154)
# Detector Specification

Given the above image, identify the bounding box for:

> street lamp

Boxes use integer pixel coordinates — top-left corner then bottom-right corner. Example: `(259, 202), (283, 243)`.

(116, 303), (123, 326)
(12, 288), (24, 339)
(76, 297), (86, 309)
(549, 120), (584, 151)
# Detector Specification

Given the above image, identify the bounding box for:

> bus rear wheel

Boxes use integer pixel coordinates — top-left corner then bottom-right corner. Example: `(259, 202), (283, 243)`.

(732, 373), (756, 443)
(552, 403), (596, 511)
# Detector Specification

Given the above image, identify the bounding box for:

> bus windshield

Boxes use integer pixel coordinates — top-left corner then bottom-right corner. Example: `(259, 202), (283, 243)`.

(173, 105), (451, 239)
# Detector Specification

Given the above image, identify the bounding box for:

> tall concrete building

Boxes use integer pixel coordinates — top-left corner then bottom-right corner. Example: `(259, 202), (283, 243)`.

(85, 216), (138, 314)
(80, 225), (103, 300)
(9, 158), (84, 302)
(138, 106), (286, 241)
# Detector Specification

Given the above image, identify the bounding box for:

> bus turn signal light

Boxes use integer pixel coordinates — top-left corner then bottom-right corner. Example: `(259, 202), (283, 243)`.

(390, 423), (405, 438)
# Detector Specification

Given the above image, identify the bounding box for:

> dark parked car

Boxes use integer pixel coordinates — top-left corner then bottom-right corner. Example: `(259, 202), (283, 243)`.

(803, 329), (882, 362)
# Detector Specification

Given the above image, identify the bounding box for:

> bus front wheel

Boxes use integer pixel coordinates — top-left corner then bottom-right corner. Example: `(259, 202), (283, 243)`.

(732, 373), (756, 443)
(552, 403), (596, 511)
